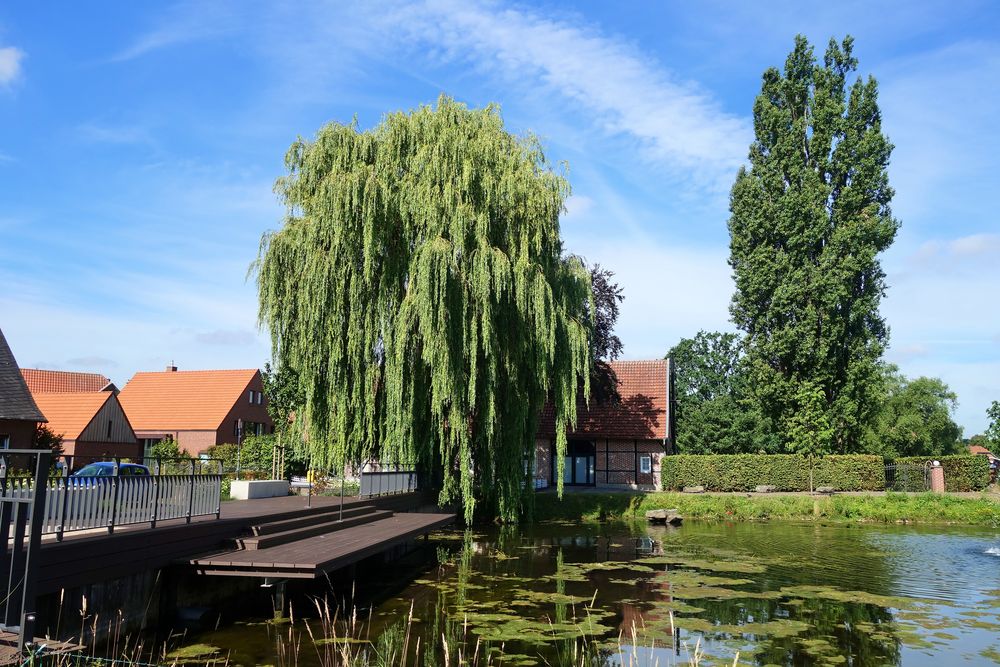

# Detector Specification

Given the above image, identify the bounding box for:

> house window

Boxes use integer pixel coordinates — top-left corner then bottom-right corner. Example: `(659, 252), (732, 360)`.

(107, 420), (113, 439)
(256, 391), (263, 405)
(639, 455), (652, 474)
(142, 438), (162, 460)
(248, 390), (254, 404)
(0, 434), (9, 450)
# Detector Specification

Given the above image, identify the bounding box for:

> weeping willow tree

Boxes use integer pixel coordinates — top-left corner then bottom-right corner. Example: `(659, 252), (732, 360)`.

(255, 96), (592, 522)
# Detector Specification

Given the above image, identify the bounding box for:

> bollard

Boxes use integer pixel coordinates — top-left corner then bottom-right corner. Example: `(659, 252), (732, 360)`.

(929, 460), (945, 493)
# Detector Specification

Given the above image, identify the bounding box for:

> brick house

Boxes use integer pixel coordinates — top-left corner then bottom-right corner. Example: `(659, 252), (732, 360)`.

(0, 328), (47, 449)
(29, 392), (139, 461)
(118, 366), (273, 457)
(534, 359), (673, 490)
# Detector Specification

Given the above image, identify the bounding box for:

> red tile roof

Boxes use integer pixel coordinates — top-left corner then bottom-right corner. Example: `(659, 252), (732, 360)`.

(969, 445), (994, 457)
(31, 392), (113, 440)
(537, 359), (670, 441)
(119, 369), (260, 431)
(21, 368), (113, 394)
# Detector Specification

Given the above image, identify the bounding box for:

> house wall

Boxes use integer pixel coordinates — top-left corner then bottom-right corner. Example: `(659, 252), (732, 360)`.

(134, 429), (219, 457)
(533, 438), (551, 489)
(534, 437), (664, 491)
(78, 396), (136, 444)
(0, 418), (36, 449)
(596, 439), (663, 491)
(70, 439), (143, 461)
(217, 372), (273, 446)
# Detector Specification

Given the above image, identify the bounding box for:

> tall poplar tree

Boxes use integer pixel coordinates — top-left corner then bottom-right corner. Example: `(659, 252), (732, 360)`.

(255, 97), (592, 522)
(728, 36), (899, 453)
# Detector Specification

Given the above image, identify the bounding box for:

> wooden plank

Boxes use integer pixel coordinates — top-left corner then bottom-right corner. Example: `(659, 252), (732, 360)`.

(189, 513), (454, 577)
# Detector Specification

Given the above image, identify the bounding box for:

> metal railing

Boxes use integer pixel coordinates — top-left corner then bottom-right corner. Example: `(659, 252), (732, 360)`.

(359, 461), (419, 497)
(0, 449), (49, 654)
(1, 455), (223, 541)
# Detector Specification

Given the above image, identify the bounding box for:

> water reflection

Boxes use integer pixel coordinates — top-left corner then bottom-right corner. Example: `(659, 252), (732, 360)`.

(184, 521), (1000, 666)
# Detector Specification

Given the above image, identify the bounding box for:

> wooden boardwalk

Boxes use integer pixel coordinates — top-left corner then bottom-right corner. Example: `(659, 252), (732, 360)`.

(191, 511), (454, 578)
(31, 493), (453, 594)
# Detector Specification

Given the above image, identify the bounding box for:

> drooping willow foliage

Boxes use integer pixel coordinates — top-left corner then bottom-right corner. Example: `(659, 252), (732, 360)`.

(255, 96), (592, 522)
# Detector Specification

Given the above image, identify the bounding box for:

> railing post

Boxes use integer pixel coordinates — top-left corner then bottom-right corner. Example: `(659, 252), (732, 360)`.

(215, 459), (222, 519)
(151, 458), (161, 529)
(16, 451), (50, 653)
(57, 457), (70, 541)
(108, 458), (121, 535)
(186, 458), (195, 523)
(339, 466), (345, 522)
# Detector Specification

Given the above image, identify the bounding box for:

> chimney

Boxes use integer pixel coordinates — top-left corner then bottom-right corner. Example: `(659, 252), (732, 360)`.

(165, 363), (178, 372)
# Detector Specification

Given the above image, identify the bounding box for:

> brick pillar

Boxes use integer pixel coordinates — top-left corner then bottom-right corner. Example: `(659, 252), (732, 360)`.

(930, 463), (945, 493)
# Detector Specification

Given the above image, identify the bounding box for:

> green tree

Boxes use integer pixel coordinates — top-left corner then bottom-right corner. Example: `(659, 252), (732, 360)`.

(728, 36), (898, 454)
(32, 423), (64, 457)
(667, 331), (776, 454)
(209, 435), (275, 476)
(261, 361), (308, 477)
(870, 368), (962, 458)
(986, 400), (1000, 447)
(254, 96), (592, 522)
(149, 436), (182, 460)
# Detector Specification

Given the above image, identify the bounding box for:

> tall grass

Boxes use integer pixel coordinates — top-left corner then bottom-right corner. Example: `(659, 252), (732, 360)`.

(23, 595), (732, 667)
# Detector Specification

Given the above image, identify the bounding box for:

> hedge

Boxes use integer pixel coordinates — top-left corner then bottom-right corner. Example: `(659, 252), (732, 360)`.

(895, 455), (991, 492)
(660, 454), (885, 492)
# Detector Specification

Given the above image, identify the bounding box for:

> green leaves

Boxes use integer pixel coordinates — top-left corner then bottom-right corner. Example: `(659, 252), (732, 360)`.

(870, 369), (963, 459)
(254, 96), (591, 522)
(985, 401), (1000, 448)
(728, 35), (898, 453)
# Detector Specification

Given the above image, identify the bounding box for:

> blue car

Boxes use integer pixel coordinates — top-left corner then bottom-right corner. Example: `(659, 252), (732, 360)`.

(71, 462), (151, 477)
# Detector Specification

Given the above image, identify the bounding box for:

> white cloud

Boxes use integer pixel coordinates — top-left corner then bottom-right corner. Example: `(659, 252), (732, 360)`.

(108, 2), (239, 62)
(66, 355), (119, 369)
(383, 0), (750, 191)
(0, 45), (24, 86)
(77, 123), (156, 146)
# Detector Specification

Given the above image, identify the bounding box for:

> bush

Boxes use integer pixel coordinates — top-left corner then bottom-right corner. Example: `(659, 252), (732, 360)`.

(208, 435), (276, 476)
(660, 454), (885, 492)
(895, 455), (991, 492)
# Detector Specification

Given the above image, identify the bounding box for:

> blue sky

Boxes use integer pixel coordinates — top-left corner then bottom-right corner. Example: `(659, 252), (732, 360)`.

(1, 1), (998, 433)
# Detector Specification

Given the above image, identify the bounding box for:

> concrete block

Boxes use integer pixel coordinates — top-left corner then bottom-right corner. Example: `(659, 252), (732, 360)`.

(230, 479), (290, 500)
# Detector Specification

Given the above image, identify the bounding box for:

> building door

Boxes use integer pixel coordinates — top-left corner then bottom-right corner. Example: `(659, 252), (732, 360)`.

(557, 440), (595, 486)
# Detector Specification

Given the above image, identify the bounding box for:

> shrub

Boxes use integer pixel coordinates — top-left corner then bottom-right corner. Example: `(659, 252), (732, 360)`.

(660, 454), (885, 492)
(208, 435), (276, 476)
(895, 455), (991, 492)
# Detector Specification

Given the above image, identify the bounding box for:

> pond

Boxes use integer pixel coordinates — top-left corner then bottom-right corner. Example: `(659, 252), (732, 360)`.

(177, 520), (1000, 666)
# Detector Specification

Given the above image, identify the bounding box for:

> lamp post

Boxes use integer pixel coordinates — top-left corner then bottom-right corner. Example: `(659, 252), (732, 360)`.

(235, 419), (243, 481)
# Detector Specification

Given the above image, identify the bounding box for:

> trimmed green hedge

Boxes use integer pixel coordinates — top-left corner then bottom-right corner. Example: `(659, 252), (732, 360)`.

(895, 455), (991, 492)
(660, 454), (885, 492)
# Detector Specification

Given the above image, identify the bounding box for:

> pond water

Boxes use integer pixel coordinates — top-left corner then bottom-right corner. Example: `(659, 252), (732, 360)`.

(178, 520), (1000, 666)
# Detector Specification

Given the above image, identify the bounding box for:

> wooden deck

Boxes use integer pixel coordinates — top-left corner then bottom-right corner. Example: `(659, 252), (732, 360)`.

(0, 632), (81, 664)
(30, 493), (453, 594)
(190, 511), (455, 578)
